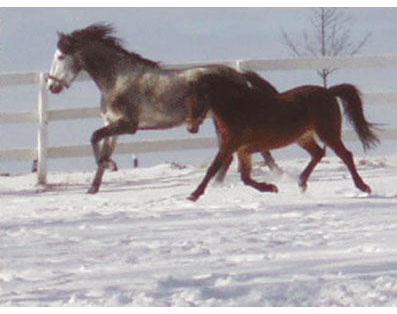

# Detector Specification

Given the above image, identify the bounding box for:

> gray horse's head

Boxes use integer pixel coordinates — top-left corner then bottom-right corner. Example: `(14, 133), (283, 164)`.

(47, 23), (116, 94)
(47, 32), (83, 94)
(47, 23), (159, 94)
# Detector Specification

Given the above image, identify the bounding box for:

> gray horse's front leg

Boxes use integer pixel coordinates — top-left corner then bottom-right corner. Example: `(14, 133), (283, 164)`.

(87, 163), (106, 194)
(87, 136), (118, 194)
(87, 121), (137, 194)
(100, 136), (119, 171)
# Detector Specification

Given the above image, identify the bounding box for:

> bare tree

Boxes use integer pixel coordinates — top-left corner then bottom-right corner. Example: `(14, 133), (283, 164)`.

(281, 8), (371, 87)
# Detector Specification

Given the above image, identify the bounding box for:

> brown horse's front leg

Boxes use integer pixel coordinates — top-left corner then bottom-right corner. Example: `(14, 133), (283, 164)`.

(188, 150), (232, 201)
(297, 140), (326, 192)
(238, 150), (278, 193)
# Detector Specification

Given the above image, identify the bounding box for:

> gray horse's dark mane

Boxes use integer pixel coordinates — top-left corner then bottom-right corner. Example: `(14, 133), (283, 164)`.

(59, 23), (159, 68)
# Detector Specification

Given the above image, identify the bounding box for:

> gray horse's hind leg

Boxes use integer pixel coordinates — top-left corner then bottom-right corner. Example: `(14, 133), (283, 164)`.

(261, 151), (283, 174)
(215, 155), (233, 183)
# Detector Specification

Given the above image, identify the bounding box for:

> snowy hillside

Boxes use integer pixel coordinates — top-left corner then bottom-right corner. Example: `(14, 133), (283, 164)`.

(1, 155), (397, 306)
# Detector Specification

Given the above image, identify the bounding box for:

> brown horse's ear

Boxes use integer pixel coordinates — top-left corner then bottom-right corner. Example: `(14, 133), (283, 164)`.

(57, 33), (76, 54)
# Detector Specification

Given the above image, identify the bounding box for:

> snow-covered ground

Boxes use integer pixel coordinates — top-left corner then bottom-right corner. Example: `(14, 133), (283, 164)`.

(1, 155), (397, 306)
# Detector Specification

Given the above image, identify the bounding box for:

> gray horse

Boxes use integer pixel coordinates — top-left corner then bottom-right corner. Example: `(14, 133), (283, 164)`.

(47, 23), (260, 194)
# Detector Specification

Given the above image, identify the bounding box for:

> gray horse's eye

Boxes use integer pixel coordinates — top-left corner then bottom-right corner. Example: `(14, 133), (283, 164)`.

(58, 55), (66, 60)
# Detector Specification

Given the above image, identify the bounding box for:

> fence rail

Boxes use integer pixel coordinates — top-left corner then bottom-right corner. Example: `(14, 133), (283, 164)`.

(1, 54), (397, 184)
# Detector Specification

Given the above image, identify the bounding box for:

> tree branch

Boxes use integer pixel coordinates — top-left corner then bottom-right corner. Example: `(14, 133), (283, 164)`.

(280, 8), (371, 86)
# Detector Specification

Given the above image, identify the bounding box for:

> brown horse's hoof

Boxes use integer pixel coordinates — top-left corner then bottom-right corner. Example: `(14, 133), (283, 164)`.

(299, 182), (308, 193)
(255, 183), (278, 193)
(269, 184), (279, 193)
(360, 184), (371, 194)
(187, 193), (199, 202)
(87, 186), (99, 194)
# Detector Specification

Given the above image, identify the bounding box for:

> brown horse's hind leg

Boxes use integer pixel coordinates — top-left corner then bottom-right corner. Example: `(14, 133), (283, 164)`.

(238, 149), (278, 193)
(325, 139), (371, 193)
(297, 139), (326, 192)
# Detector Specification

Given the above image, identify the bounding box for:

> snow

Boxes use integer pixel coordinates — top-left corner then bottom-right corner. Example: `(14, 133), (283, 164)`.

(1, 155), (397, 306)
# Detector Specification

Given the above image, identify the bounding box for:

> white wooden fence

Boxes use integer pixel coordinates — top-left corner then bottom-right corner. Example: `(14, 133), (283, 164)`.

(1, 54), (397, 184)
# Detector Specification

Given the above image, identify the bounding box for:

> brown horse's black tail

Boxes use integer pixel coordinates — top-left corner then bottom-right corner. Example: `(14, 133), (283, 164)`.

(328, 84), (380, 151)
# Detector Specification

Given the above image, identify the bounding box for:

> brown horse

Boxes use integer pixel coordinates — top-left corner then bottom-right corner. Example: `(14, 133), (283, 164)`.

(213, 71), (284, 182)
(188, 72), (379, 201)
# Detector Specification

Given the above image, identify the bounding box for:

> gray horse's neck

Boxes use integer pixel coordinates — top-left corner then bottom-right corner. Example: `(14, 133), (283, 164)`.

(80, 43), (155, 92)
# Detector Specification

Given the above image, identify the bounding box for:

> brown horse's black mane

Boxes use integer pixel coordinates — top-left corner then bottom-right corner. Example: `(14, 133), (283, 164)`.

(58, 23), (159, 68)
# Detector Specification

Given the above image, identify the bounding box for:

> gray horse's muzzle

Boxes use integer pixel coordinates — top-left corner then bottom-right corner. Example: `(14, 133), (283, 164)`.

(46, 74), (68, 94)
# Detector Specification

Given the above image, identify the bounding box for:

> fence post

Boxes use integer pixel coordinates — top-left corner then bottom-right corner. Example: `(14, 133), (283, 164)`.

(235, 60), (242, 72)
(37, 72), (48, 185)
